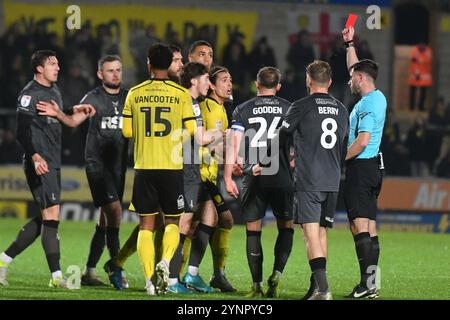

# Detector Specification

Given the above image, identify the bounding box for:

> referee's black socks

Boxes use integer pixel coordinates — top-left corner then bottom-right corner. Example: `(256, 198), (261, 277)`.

(371, 236), (380, 267)
(354, 232), (372, 287)
(41, 220), (61, 273)
(309, 257), (328, 293)
(246, 230), (263, 283)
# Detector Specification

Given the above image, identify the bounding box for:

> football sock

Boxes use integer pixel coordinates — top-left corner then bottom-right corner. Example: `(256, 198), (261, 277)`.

(371, 236), (380, 287)
(106, 227), (120, 260)
(41, 220), (61, 273)
(154, 227), (164, 263)
(86, 225), (106, 269)
(5, 216), (42, 259)
(273, 228), (294, 273)
(211, 228), (231, 275)
(189, 223), (215, 267)
(354, 232), (372, 287)
(115, 224), (139, 268)
(371, 236), (380, 267)
(161, 224), (180, 263)
(309, 257), (328, 292)
(180, 238), (191, 275)
(246, 230), (263, 283)
(137, 230), (154, 279)
(169, 233), (186, 279)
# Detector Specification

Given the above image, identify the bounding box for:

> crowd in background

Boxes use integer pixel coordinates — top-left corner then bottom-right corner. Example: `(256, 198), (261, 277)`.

(1, 22), (450, 178)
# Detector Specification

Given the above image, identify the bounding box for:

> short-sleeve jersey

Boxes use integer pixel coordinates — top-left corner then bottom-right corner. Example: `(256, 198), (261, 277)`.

(348, 90), (387, 159)
(123, 79), (195, 170)
(281, 93), (349, 192)
(231, 95), (292, 188)
(80, 86), (128, 164)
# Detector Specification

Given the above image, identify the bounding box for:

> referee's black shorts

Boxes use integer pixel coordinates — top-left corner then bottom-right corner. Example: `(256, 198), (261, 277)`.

(85, 161), (126, 208)
(344, 157), (383, 221)
(24, 160), (60, 210)
(129, 169), (185, 218)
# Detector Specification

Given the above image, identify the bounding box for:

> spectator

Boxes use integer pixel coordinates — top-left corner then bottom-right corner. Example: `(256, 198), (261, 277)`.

(0, 129), (23, 164)
(248, 36), (277, 77)
(406, 115), (430, 177)
(287, 30), (315, 98)
(409, 43), (433, 111)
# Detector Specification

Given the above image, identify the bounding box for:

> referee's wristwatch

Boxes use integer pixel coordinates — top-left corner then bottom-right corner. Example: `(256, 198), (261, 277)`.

(345, 40), (355, 48)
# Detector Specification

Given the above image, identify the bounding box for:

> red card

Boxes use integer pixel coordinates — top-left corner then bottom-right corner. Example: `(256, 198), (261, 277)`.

(345, 14), (358, 28)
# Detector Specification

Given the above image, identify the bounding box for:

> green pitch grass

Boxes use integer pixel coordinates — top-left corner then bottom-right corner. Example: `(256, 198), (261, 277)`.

(0, 218), (449, 300)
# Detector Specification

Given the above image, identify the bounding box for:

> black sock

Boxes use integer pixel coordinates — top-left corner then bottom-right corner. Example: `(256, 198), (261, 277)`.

(273, 228), (294, 273)
(309, 257), (328, 292)
(169, 233), (186, 279)
(371, 236), (380, 267)
(106, 226), (120, 259)
(41, 220), (61, 273)
(246, 230), (263, 283)
(354, 232), (372, 287)
(370, 236), (380, 287)
(86, 225), (106, 269)
(5, 216), (42, 258)
(189, 223), (215, 267)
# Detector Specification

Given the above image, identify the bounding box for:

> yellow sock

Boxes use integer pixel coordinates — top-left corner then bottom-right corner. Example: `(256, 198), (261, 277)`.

(114, 224), (139, 268)
(211, 228), (231, 271)
(154, 228), (165, 264)
(161, 224), (180, 263)
(180, 238), (191, 274)
(137, 230), (155, 280)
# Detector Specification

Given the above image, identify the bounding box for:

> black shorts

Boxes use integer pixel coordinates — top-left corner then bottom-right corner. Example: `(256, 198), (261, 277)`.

(184, 183), (202, 213)
(344, 158), (383, 221)
(293, 191), (338, 228)
(129, 170), (185, 217)
(198, 180), (228, 214)
(24, 161), (61, 210)
(86, 161), (126, 208)
(241, 176), (293, 223)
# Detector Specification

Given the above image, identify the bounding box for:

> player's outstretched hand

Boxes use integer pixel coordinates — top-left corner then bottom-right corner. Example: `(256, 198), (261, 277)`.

(37, 100), (60, 117)
(225, 179), (239, 199)
(74, 104), (96, 117)
(342, 26), (355, 42)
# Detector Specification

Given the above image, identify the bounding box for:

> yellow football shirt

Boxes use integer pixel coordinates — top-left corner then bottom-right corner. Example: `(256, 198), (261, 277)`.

(122, 79), (196, 170)
(199, 97), (229, 184)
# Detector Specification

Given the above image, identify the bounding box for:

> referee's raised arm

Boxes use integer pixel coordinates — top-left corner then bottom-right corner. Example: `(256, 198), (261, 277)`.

(343, 27), (359, 71)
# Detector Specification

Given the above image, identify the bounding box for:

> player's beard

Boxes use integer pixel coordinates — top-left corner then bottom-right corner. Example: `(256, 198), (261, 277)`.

(104, 81), (121, 89)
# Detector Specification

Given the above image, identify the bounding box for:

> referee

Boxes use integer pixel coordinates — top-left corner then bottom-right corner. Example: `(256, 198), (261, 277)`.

(342, 27), (387, 299)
